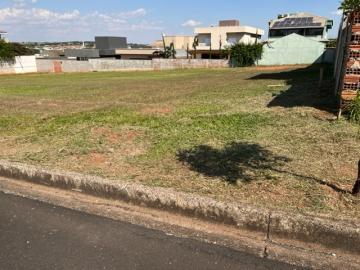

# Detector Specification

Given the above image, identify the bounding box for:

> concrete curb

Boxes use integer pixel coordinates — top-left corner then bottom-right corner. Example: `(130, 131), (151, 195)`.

(0, 160), (359, 254)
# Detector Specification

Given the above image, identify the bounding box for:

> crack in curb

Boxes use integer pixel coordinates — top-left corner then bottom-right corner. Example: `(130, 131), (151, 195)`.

(263, 212), (272, 258)
(266, 212), (272, 240)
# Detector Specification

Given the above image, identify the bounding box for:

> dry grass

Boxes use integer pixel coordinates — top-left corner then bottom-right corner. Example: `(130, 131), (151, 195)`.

(0, 66), (359, 219)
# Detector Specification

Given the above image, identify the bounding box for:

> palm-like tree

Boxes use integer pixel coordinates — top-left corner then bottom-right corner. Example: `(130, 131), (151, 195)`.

(192, 36), (199, 59)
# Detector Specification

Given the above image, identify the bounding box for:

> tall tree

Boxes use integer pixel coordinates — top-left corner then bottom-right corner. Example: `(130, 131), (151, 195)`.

(192, 36), (199, 59)
(340, 0), (360, 12)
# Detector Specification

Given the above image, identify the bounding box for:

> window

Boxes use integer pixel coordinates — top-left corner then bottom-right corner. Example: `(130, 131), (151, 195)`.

(269, 29), (287, 37)
(270, 28), (323, 38)
(227, 37), (238, 45)
(198, 34), (211, 46)
(287, 29), (305, 35)
(305, 28), (323, 36)
(227, 33), (242, 45)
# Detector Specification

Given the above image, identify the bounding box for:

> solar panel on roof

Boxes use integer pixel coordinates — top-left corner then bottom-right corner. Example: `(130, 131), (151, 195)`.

(272, 16), (322, 29)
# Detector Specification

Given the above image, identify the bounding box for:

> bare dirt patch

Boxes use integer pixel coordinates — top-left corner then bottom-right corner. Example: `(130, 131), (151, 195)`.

(90, 152), (107, 166)
(91, 127), (145, 146)
(91, 127), (120, 144)
(141, 106), (173, 115)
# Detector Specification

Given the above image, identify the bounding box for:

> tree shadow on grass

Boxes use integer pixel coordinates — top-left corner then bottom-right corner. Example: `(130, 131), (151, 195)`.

(248, 65), (338, 114)
(176, 142), (291, 184)
(177, 142), (352, 194)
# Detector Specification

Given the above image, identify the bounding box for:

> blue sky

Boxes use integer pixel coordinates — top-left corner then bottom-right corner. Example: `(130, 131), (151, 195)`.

(0, 0), (344, 42)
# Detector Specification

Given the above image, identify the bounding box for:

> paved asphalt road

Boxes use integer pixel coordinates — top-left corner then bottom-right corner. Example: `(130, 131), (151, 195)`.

(0, 192), (302, 270)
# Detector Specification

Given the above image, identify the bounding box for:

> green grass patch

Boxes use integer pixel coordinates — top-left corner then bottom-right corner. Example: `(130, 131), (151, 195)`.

(0, 67), (359, 219)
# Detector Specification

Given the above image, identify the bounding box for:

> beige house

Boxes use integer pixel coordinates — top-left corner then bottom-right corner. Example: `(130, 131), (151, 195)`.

(0, 29), (7, 41)
(163, 35), (195, 50)
(151, 40), (164, 49)
(152, 35), (195, 59)
(192, 20), (264, 59)
(152, 36), (194, 50)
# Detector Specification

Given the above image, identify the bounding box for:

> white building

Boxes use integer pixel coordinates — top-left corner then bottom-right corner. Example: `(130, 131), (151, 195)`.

(0, 30), (7, 41)
(192, 20), (264, 59)
(268, 12), (333, 42)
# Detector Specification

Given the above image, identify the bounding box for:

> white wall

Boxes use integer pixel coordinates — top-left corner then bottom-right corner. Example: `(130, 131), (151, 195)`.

(0, 56), (37, 74)
(35, 59), (230, 73)
(13, 56), (37, 74)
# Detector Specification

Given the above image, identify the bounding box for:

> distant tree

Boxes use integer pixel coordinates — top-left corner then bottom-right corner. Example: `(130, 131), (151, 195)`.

(340, 0), (360, 12)
(128, 43), (152, 49)
(10, 43), (38, 56)
(0, 42), (38, 63)
(0, 40), (16, 63)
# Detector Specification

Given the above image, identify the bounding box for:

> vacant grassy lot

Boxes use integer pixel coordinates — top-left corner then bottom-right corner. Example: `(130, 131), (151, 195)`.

(1, 67), (359, 218)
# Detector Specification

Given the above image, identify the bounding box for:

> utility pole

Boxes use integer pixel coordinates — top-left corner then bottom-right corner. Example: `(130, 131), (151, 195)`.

(162, 33), (167, 52)
(352, 160), (360, 195)
(209, 41), (212, 60)
(219, 35), (222, 59)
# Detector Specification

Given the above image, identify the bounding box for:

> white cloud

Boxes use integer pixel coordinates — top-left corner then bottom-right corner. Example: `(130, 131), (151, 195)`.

(331, 10), (343, 16)
(11, 0), (36, 8)
(0, 2), (163, 41)
(182, 19), (202, 27)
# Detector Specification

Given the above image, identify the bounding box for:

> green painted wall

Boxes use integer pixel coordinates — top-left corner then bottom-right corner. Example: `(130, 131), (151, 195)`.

(258, 33), (326, 66)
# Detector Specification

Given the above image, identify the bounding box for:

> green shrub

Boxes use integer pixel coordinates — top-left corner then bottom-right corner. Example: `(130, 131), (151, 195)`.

(0, 41), (37, 63)
(349, 94), (360, 122)
(340, 0), (360, 12)
(0, 40), (16, 63)
(227, 43), (263, 67)
(326, 39), (337, 48)
(163, 43), (176, 59)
